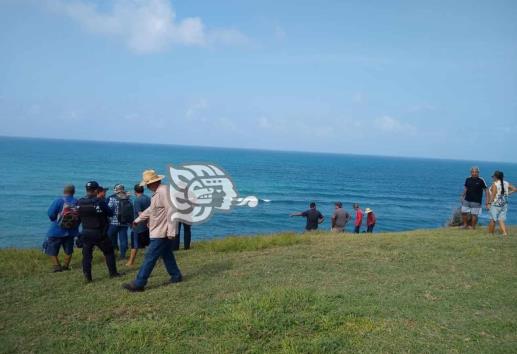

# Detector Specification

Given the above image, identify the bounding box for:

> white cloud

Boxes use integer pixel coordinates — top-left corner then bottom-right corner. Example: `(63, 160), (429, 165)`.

(46, 0), (249, 53)
(374, 115), (417, 135)
(208, 29), (251, 47)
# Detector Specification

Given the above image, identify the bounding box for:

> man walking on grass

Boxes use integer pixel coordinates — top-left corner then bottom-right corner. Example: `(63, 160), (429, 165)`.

(44, 184), (80, 272)
(77, 181), (122, 282)
(123, 170), (182, 292)
(461, 166), (489, 229)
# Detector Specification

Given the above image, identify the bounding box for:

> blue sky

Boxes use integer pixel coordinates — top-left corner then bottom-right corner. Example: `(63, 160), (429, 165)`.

(1, 0), (516, 162)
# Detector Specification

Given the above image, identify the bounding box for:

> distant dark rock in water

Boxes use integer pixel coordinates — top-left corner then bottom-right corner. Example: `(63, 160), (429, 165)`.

(447, 208), (483, 227)
(447, 208), (469, 227)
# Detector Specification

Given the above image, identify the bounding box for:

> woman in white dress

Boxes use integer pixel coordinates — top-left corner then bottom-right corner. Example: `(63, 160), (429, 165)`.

(487, 170), (517, 236)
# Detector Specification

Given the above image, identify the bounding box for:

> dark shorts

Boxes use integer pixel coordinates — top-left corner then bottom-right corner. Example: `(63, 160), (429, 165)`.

(45, 236), (74, 256)
(131, 230), (150, 249)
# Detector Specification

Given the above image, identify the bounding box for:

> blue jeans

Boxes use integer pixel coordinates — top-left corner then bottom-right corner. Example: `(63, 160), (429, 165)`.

(108, 225), (128, 258)
(134, 238), (182, 288)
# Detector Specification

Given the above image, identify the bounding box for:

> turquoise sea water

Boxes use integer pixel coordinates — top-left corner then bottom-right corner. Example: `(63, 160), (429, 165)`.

(1, 136), (516, 248)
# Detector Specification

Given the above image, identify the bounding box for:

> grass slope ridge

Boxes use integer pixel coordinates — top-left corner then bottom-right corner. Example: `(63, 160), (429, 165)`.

(1, 229), (516, 353)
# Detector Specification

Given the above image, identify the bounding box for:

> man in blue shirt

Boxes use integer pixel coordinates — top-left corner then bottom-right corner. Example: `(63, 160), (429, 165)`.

(45, 184), (80, 272)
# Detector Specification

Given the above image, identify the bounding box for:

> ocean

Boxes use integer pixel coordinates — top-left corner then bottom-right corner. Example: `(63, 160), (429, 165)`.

(1, 136), (516, 248)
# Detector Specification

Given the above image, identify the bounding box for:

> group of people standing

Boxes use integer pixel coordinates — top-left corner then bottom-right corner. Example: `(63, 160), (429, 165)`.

(43, 165), (515, 292)
(290, 201), (376, 233)
(460, 167), (516, 236)
(44, 169), (191, 291)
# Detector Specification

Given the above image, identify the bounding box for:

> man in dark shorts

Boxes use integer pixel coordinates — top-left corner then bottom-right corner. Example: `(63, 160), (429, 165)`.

(127, 184), (151, 266)
(461, 166), (488, 229)
(290, 202), (324, 231)
(44, 184), (80, 272)
(331, 202), (351, 232)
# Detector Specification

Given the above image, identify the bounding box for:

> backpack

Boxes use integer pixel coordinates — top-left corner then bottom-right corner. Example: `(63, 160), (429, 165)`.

(57, 198), (80, 229)
(117, 197), (134, 224)
(77, 198), (103, 230)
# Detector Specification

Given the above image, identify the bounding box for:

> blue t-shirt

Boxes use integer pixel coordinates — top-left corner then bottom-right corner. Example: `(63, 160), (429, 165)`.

(46, 196), (80, 238)
(133, 194), (151, 233)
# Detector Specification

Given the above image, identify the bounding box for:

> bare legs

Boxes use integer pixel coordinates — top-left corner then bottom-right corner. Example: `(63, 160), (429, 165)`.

(499, 219), (508, 236)
(488, 219), (508, 236)
(49, 254), (72, 271)
(461, 213), (477, 229)
(63, 254), (72, 269)
(461, 213), (468, 228)
(126, 249), (138, 267)
(488, 220), (496, 235)
(470, 215), (478, 229)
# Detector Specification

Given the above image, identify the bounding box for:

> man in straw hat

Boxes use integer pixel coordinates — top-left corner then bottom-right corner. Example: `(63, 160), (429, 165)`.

(123, 170), (182, 292)
(365, 208), (376, 233)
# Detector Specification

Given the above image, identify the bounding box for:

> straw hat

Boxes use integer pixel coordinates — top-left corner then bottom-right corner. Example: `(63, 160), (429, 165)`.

(365, 208), (373, 214)
(139, 169), (165, 186)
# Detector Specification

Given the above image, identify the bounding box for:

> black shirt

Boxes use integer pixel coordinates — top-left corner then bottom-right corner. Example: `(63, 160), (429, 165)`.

(301, 209), (323, 230)
(464, 177), (487, 204)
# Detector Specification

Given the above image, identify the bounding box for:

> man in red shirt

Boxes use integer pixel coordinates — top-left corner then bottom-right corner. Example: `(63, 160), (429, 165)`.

(353, 203), (363, 233)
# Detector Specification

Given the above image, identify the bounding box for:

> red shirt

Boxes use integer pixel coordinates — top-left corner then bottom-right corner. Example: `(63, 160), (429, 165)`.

(355, 209), (363, 227)
(367, 212), (376, 226)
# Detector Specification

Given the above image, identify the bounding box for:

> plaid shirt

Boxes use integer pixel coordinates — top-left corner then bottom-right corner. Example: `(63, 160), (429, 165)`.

(107, 192), (131, 226)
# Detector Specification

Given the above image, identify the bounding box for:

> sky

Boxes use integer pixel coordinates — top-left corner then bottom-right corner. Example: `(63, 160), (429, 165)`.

(0, 0), (516, 162)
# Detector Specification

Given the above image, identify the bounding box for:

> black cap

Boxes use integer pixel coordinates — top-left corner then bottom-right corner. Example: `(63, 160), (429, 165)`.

(85, 181), (99, 190)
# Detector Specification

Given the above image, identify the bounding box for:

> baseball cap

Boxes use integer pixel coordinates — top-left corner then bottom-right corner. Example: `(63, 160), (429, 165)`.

(114, 184), (125, 192)
(86, 181), (99, 190)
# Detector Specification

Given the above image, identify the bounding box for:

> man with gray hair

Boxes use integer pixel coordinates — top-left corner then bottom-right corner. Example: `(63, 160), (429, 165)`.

(461, 166), (489, 229)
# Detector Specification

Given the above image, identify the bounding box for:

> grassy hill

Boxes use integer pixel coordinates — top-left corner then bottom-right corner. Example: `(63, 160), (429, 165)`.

(1, 228), (516, 353)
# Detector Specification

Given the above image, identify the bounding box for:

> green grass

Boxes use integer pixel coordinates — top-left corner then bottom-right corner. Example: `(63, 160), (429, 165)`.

(1, 228), (516, 353)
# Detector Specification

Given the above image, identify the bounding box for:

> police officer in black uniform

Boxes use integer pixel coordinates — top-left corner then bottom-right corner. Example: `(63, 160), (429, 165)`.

(77, 181), (122, 282)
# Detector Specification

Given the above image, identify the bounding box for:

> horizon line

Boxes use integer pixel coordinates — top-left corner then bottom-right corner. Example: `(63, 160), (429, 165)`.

(1, 133), (516, 166)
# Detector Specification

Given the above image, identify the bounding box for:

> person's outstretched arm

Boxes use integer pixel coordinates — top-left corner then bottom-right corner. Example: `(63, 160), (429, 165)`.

(290, 212), (303, 217)
(508, 183), (517, 195)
